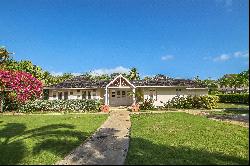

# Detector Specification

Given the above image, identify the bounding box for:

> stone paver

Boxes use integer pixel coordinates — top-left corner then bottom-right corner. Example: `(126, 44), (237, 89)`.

(56, 109), (131, 165)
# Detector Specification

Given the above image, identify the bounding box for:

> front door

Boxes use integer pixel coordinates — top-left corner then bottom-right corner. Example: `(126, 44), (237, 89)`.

(110, 89), (132, 106)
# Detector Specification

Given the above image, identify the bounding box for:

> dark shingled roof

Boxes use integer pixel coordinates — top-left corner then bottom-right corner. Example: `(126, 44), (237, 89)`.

(45, 75), (207, 89)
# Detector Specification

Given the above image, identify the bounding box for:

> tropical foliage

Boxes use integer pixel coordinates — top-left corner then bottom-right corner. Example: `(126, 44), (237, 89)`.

(161, 95), (219, 109)
(18, 99), (101, 113)
(0, 70), (43, 103)
(139, 98), (155, 110)
(216, 94), (249, 104)
(194, 70), (249, 94)
(128, 67), (140, 80)
(0, 46), (13, 63)
(0, 70), (43, 111)
(0, 59), (74, 86)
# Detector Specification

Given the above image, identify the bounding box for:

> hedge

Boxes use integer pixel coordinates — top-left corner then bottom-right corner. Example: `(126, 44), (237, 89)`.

(216, 94), (249, 104)
(18, 99), (101, 113)
(161, 95), (219, 110)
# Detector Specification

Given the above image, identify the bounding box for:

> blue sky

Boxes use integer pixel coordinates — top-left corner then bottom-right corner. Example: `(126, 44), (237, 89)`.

(0, 0), (249, 79)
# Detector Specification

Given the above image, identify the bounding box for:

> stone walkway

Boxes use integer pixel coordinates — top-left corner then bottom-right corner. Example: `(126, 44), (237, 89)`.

(56, 109), (131, 165)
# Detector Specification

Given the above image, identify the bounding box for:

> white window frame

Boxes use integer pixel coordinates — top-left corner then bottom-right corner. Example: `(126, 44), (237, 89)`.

(149, 88), (157, 101)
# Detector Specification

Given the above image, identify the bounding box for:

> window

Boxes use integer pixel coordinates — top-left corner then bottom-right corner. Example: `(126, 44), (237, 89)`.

(111, 91), (115, 97)
(92, 89), (96, 98)
(58, 92), (63, 100)
(116, 91), (121, 98)
(53, 92), (57, 99)
(64, 91), (68, 100)
(70, 91), (73, 95)
(88, 91), (91, 99)
(176, 89), (182, 95)
(82, 91), (86, 99)
(77, 89), (80, 92)
(122, 91), (126, 97)
(149, 89), (157, 101)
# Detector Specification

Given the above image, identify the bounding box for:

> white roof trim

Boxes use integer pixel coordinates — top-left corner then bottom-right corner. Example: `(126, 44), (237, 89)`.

(106, 74), (136, 89)
(136, 86), (188, 88)
(136, 86), (207, 89)
(43, 87), (99, 90)
(186, 88), (208, 90)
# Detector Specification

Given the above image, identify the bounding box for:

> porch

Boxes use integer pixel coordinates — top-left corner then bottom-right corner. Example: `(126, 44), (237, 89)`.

(104, 75), (136, 107)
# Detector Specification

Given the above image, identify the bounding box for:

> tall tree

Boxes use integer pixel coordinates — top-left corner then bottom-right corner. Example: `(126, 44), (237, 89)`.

(0, 46), (13, 64)
(154, 74), (167, 80)
(128, 67), (140, 80)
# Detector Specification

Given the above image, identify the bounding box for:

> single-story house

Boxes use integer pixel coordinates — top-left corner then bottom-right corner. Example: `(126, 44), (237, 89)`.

(43, 74), (208, 107)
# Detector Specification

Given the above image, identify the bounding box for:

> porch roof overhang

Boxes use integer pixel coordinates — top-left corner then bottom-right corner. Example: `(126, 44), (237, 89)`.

(105, 74), (136, 89)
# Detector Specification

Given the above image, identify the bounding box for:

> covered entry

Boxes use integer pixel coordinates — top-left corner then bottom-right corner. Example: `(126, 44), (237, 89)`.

(109, 89), (133, 106)
(105, 75), (136, 106)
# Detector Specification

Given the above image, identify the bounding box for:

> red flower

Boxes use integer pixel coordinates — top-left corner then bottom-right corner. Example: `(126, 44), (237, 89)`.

(0, 70), (43, 103)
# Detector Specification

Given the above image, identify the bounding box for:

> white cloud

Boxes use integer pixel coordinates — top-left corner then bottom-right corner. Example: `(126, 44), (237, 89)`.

(174, 77), (183, 79)
(161, 55), (174, 61)
(90, 66), (130, 76)
(234, 51), (249, 58)
(71, 72), (82, 76)
(50, 71), (63, 76)
(50, 71), (81, 76)
(213, 54), (230, 62)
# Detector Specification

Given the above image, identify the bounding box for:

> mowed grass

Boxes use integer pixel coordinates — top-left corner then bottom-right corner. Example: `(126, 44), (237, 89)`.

(0, 114), (107, 165)
(212, 103), (249, 115)
(217, 103), (249, 109)
(126, 113), (249, 165)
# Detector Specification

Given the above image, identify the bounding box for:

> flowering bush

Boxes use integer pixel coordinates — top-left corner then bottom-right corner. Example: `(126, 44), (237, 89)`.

(0, 70), (43, 111)
(139, 98), (155, 110)
(19, 99), (101, 113)
(161, 95), (219, 110)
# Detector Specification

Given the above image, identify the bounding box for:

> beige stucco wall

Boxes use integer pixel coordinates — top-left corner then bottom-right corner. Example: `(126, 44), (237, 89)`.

(143, 87), (208, 107)
(48, 88), (103, 100)
(47, 87), (208, 107)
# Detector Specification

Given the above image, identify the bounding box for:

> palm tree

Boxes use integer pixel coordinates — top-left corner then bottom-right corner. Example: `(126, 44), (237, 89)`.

(128, 67), (140, 80)
(0, 47), (13, 63)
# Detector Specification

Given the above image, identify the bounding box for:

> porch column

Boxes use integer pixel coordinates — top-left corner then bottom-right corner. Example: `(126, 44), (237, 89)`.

(105, 87), (108, 105)
(132, 88), (136, 105)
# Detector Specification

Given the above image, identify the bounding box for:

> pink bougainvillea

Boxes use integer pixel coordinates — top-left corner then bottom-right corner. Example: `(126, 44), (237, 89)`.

(0, 70), (43, 103)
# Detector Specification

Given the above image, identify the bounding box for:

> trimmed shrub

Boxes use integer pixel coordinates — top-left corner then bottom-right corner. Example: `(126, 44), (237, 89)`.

(216, 94), (249, 104)
(18, 99), (101, 113)
(139, 98), (155, 110)
(162, 95), (219, 110)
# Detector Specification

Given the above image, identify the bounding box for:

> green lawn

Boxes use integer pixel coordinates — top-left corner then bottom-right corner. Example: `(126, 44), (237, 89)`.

(0, 114), (107, 165)
(217, 103), (249, 109)
(209, 109), (249, 116)
(126, 113), (249, 165)
(212, 103), (249, 115)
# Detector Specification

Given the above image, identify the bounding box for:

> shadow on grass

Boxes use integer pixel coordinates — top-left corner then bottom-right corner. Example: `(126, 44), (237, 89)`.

(125, 137), (249, 165)
(223, 108), (249, 114)
(0, 123), (27, 164)
(0, 123), (89, 165)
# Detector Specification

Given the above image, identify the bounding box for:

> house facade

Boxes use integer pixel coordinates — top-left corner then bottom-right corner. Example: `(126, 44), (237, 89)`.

(44, 74), (208, 107)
